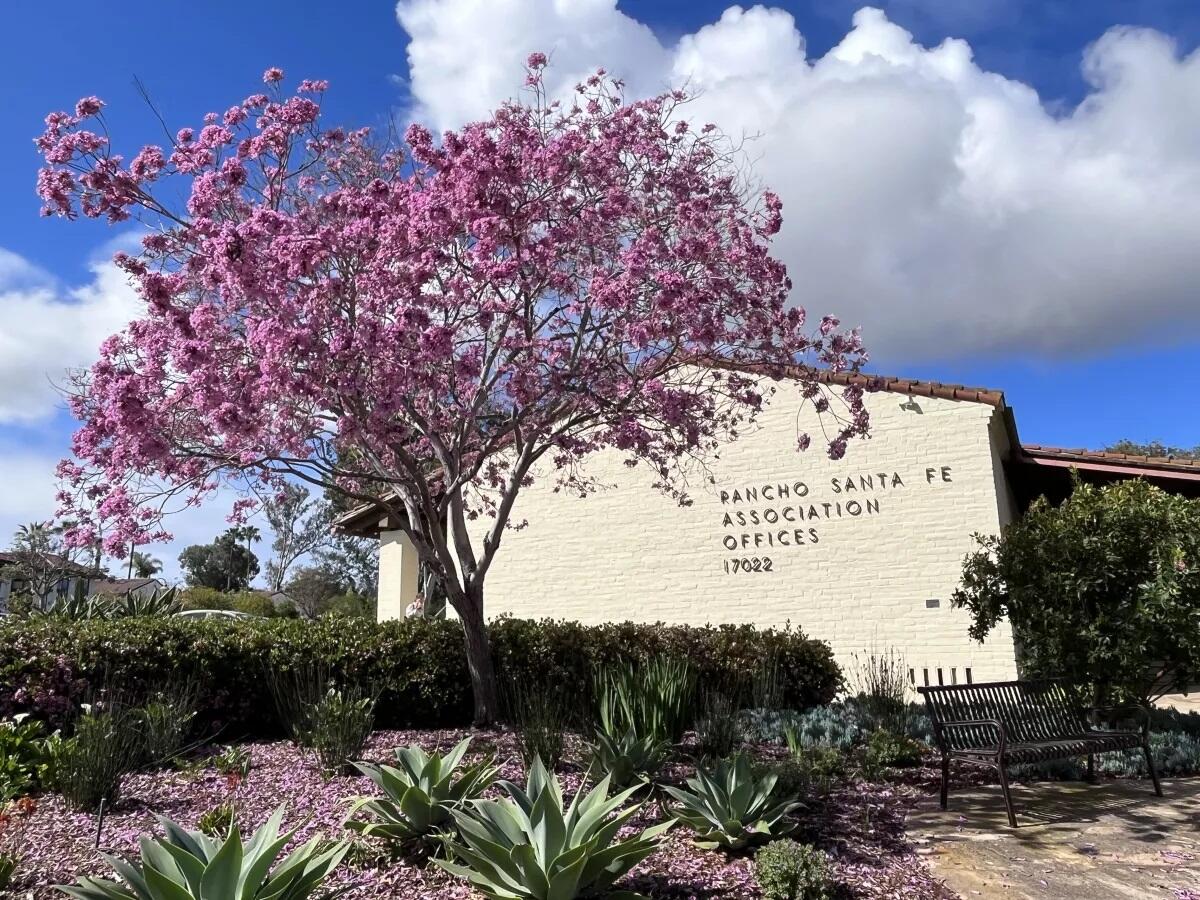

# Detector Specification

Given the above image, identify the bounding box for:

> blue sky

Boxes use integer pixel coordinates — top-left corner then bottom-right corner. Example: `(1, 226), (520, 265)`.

(2, 0), (1199, 578)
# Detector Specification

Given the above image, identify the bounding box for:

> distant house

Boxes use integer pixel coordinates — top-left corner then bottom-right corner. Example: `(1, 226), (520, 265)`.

(0, 551), (96, 614)
(88, 577), (165, 600)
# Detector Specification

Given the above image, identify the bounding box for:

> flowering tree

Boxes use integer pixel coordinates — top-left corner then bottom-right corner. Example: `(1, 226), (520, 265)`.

(37, 59), (869, 723)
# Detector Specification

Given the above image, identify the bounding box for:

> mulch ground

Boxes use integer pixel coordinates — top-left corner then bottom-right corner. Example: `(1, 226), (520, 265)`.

(0, 729), (958, 898)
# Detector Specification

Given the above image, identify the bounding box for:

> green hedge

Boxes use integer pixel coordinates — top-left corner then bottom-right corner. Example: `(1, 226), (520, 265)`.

(0, 617), (840, 737)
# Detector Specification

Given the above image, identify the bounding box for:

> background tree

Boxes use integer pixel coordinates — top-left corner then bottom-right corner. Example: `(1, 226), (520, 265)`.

(129, 551), (162, 579)
(952, 477), (1200, 704)
(39, 60), (869, 723)
(1, 522), (91, 610)
(263, 484), (331, 591)
(314, 528), (378, 600)
(232, 525), (261, 588)
(1105, 439), (1200, 459)
(284, 565), (345, 618)
(178, 530), (260, 591)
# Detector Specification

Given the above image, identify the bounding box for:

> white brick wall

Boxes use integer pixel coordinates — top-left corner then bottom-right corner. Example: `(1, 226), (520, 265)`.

(456, 381), (1019, 686)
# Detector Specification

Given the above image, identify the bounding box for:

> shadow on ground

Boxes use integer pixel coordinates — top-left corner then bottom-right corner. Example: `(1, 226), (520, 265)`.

(907, 777), (1200, 899)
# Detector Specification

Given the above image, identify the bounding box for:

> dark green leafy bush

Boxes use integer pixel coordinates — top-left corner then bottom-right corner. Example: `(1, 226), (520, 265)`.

(0, 617), (839, 738)
(765, 744), (847, 798)
(953, 477), (1200, 703)
(755, 839), (833, 900)
(0, 715), (59, 800)
(864, 730), (925, 770)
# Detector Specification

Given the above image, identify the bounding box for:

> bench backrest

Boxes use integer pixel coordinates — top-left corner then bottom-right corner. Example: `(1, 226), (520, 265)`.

(919, 680), (1088, 750)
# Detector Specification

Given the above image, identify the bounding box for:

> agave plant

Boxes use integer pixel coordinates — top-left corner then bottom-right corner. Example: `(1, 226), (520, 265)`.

(111, 586), (183, 618)
(347, 738), (498, 843)
(586, 726), (671, 790)
(662, 753), (803, 851)
(435, 757), (672, 900)
(31, 594), (112, 621)
(56, 805), (349, 899)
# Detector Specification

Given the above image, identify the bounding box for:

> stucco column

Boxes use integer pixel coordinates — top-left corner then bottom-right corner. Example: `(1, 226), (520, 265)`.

(377, 529), (420, 622)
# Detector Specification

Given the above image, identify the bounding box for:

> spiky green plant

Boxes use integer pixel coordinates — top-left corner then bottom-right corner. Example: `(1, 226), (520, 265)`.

(435, 757), (672, 900)
(56, 805), (349, 899)
(32, 594), (111, 620)
(347, 738), (498, 843)
(112, 586), (182, 618)
(137, 683), (199, 767)
(595, 656), (696, 744)
(662, 753), (803, 851)
(586, 726), (670, 790)
(57, 705), (144, 811)
(0, 853), (16, 891)
(307, 686), (375, 774)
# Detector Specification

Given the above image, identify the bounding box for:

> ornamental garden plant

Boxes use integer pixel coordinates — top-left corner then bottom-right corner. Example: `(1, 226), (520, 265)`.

(0, 621), (952, 898)
(36, 59), (870, 726)
(2, 613), (1199, 897)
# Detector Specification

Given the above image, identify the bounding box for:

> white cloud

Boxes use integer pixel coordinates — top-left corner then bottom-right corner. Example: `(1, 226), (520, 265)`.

(394, 2), (1200, 358)
(0, 249), (141, 422)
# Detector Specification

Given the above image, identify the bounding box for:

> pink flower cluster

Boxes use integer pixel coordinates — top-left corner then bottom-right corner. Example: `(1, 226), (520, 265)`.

(37, 61), (869, 557)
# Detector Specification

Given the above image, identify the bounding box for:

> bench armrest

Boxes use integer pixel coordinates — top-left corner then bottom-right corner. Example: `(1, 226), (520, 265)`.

(936, 719), (1008, 754)
(1083, 705), (1150, 737)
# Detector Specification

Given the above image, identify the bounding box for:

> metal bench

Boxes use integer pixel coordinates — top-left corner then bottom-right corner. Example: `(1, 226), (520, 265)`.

(918, 679), (1161, 827)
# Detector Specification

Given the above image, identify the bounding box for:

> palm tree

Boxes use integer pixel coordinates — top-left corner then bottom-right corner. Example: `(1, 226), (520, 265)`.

(130, 552), (163, 579)
(241, 525), (261, 587)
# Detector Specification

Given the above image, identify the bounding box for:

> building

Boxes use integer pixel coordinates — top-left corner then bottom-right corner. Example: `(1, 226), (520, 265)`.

(337, 371), (1200, 688)
(0, 552), (96, 614)
(87, 577), (166, 600)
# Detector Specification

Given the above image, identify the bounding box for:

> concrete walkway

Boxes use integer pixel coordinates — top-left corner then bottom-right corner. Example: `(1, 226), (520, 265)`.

(907, 778), (1200, 899)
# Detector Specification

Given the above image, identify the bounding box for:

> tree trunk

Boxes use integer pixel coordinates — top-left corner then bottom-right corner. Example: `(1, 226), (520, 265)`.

(457, 586), (500, 726)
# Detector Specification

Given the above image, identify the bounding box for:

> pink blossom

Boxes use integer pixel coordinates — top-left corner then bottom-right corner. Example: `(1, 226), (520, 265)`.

(263, 67), (284, 84)
(34, 61), (868, 616)
(74, 96), (104, 117)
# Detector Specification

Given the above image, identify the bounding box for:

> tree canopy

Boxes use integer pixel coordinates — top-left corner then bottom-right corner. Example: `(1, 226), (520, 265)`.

(178, 529), (260, 591)
(953, 477), (1200, 703)
(38, 60), (868, 722)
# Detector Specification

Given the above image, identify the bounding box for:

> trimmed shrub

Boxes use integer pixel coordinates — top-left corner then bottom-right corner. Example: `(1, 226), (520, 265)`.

(755, 839), (833, 900)
(863, 729), (926, 771)
(0, 617), (839, 738)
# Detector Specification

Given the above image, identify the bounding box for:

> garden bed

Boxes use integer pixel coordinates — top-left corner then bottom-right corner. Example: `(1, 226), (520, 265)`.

(0, 728), (953, 898)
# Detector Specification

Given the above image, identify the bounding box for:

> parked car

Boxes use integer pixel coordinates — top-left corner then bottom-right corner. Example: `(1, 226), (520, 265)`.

(175, 609), (258, 621)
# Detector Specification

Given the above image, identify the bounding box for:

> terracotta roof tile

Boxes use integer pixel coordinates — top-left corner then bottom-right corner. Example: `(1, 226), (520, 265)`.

(709, 361), (1009, 408)
(1020, 444), (1200, 474)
